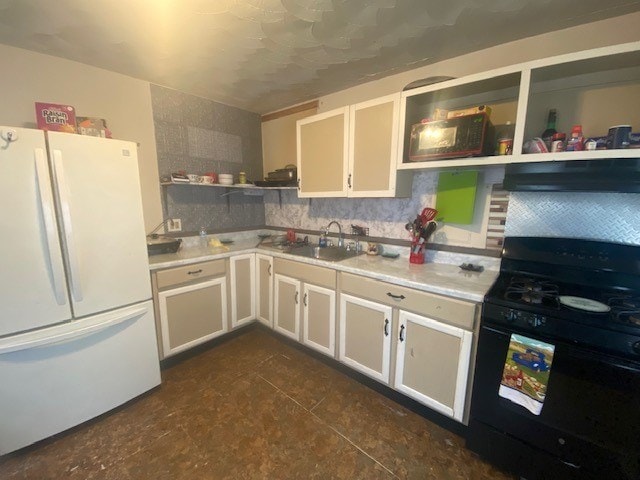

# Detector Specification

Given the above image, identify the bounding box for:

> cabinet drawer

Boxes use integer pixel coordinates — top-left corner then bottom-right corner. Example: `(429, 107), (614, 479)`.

(340, 272), (477, 330)
(274, 258), (336, 289)
(156, 259), (226, 290)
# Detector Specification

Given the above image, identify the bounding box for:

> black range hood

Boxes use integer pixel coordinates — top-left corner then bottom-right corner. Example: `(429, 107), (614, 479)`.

(503, 158), (640, 193)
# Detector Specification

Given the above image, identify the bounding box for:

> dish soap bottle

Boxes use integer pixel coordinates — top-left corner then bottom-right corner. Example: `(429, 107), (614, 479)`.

(199, 226), (207, 246)
(319, 231), (327, 248)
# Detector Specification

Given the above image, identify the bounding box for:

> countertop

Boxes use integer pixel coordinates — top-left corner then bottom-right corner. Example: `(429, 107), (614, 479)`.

(148, 235), (499, 303)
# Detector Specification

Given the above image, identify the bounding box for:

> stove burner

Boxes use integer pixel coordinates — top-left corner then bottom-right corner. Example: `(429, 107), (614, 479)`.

(608, 295), (640, 327)
(505, 277), (559, 307)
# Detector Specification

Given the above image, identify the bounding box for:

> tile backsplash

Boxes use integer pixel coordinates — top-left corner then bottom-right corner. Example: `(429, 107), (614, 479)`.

(151, 84), (264, 232)
(505, 192), (640, 245)
(264, 167), (505, 249)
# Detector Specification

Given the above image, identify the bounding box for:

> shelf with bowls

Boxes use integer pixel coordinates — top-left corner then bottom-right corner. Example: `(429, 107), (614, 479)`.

(160, 181), (297, 190)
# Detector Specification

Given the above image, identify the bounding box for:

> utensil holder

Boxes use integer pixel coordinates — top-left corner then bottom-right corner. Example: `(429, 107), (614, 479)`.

(409, 249), (424, 264)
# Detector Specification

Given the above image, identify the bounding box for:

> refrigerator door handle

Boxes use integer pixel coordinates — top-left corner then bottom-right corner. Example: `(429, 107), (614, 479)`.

(35, 148), (68, 306)
(0, 305), (147, 355)
(52, 150), (83, 302)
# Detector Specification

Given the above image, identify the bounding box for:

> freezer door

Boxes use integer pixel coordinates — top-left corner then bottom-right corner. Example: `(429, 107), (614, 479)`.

(0, 127), (71, 336)
(0, 300), (161, 455)
(47, 132), (151, 317)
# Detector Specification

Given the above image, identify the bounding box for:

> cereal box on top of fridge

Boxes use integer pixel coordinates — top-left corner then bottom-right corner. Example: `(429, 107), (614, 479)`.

(35, 102), (77, 133)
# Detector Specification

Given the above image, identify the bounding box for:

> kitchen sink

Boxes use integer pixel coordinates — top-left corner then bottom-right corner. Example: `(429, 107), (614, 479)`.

(286, 245), (364, 262)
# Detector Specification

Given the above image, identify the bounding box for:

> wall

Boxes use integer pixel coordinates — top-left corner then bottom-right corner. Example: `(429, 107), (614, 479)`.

(0, 44), (162, 232)
(318, 13), (640, 112)
(151, 85), (265, 233)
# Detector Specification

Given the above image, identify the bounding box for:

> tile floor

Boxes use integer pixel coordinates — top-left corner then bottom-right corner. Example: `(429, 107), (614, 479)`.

(0, 327), (514, 479)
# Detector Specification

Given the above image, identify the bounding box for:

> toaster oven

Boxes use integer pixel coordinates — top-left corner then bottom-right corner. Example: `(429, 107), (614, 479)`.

(408, 112), (494, 161)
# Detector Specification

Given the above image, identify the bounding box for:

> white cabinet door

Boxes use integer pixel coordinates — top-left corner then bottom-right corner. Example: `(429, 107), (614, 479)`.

(230, 254), (256, 328)
(348, 93), (411, 197)
(297, 107), (349, 198)
(302, 283), (336, 357)
(47, 132), (151, 318)
(339, 293), (393, 383)
(394, 310), (472, 422)
(255, 254), (273, 327)
(158, 277), (228, 358)
(274, 274), (301, 340)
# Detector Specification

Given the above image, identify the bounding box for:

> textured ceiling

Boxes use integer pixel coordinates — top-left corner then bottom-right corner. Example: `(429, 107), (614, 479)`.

(1, 0), (639, 113)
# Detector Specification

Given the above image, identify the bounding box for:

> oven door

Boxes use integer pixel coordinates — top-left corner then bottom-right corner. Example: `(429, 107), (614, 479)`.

(470, 322), (640, 479)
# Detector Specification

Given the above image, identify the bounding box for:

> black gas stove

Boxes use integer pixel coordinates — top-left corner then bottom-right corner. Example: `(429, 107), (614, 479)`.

(468, 237), (640, 480)
(483, 237), (640, 358)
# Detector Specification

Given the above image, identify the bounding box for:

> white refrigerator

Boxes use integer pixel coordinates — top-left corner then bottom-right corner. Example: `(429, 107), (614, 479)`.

(0, 126), (161, 455)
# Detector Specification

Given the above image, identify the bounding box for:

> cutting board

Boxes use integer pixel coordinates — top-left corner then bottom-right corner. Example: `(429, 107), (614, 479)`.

(435, 171), (478, 224)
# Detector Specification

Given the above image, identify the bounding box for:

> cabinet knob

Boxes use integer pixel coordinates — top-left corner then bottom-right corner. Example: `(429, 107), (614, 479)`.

(384, 318), (390, 336)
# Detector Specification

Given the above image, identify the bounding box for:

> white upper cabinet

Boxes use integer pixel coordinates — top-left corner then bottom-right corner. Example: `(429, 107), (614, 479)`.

(397, 41), (640, 170)
(297, 96), (412, 198)
(297, 107), (350, 197)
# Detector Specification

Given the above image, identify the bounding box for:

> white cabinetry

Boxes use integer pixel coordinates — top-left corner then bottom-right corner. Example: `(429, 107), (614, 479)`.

(339, 293), (392, 383)
(153, 260), (228, 358)
(230, 254), (256, 329)
(302, 283), (336, 357)
(255, 253), (273, 327)
(398, 41), (640, 170)
(394, 310), (472, 422)
(339, 272), (478, 423)
(297, 95), (412, 198)
(274, 273), (301, 340)
(273, 258), (337, 356)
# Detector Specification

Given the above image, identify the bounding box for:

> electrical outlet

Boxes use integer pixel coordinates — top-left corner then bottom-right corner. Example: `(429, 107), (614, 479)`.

(167, 218), (182, 232)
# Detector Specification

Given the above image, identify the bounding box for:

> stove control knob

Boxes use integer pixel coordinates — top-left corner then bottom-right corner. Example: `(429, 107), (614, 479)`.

(528, 315), (546, 328)
(632, 341), (640, 355)
(504, 310), (518, 322)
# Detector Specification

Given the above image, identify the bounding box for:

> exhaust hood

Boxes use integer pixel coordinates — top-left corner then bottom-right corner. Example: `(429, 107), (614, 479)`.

(503, 159), (640, 193)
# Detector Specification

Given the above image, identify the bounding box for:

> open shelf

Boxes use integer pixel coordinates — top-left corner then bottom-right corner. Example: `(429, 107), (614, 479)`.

(160, 181), (297, 190)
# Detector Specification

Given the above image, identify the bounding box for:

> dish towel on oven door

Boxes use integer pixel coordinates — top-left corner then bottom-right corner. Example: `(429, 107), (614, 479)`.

(498, 334), (555, 415)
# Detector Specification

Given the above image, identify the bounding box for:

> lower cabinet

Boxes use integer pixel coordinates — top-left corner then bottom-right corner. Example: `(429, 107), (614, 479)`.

(153, 260), (228, 359)
(339, 272), (478, 423)
(230, 254), (256, 329)
(394, 310), (472, 422)
(339, 293), (392, 383)
(273, 258), (337, 356)
(302, 283), (336, 356)
(255, 254), (273, 327)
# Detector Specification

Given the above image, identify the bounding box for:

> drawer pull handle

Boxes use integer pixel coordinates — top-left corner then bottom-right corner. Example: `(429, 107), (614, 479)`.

(399, 324), (405, 342)
(187, 269), (203, 275)
(267, 264), (272, 276)
(295, 291), (299, 304)
(347, 173), (352, 189)
(386, 292), (405, 300)
(384, 318), (389, 336)
(303, 293), (308, 306)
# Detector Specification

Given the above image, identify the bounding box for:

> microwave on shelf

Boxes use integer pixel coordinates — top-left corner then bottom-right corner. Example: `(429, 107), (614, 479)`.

(407, 112), (494, 161)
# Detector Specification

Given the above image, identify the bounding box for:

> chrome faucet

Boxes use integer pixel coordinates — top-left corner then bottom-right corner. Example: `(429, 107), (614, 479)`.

(325, 221), (344, 248)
